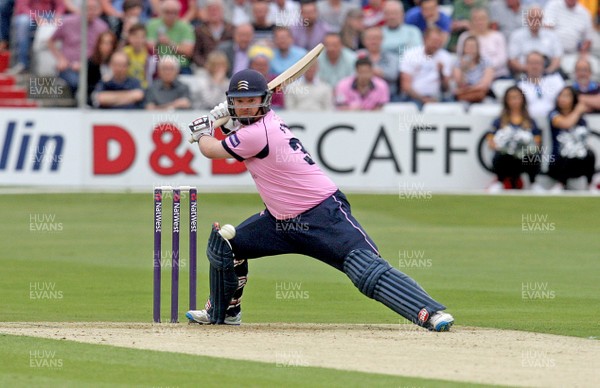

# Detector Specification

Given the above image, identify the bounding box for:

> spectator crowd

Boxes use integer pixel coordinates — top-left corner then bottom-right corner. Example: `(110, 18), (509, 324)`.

(0, 0), (598, 113)
(0, 0), (598, 190)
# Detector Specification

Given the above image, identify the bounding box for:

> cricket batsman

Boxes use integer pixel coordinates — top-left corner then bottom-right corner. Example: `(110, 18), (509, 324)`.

(186, 69), (454, 331)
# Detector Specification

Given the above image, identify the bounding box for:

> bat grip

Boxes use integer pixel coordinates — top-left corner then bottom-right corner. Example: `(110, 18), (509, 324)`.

(213, 116), (230, 129)
(188, 115), (232, 144)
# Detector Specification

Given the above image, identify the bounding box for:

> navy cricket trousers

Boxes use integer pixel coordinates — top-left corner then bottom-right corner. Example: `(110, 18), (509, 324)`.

(219, 190), (378, 314)
(231, 190), (379, 271)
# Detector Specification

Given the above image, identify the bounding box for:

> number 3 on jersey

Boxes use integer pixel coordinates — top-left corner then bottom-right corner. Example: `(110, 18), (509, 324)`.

(289, 138), (315, 165)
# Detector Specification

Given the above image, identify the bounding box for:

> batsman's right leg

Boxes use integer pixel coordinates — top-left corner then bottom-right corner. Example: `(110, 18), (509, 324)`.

(186, 258), (247, 325)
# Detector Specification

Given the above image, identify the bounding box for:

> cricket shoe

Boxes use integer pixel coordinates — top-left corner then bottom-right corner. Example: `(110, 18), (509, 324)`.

(427, 311), (454, 332)
(185, 309), (242, 325)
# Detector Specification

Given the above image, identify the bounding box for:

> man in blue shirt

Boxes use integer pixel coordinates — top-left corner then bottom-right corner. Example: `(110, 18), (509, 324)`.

(405, 0), (451, 43)
(270, 26), (307, 76)
(93, 52), (145, 109)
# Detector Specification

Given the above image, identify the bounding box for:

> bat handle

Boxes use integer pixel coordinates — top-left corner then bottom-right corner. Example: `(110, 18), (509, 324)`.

(188, 115), (232, 144)
(213, 116), (230, 129)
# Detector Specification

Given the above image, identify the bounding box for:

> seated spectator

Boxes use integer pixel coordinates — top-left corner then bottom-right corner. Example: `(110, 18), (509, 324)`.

(268, 0), (300, 27)
(488, 0), (523, 42)
(248, 44), (284, 109)
(508, 6), (562, 76)
(405, 0), (452, 43)
(317, 0), (356, 33)
(114, 0), (144, 45)
(381, 1), (422, 56)
(192, 50), (230, 110)
(486, 85), (542, 192)
(452, 35), (494, 103)
(228, 0), (251, 26)
(334, 56), (390, 110)
(543, 0), (593, 55)
(517, 51), (565, 118)
(572, 57), (600, 113)
(104, 0), (154, 24)
(10, 0), (65, 74)
(99, 0), (157, 34)
(547, 86), (597, 191)
(362, 0), (385, 28)
(93, 51), (145, 109)
(88, 31), (118, 105)
(285, 62), (334, 111)
(357, 26), (400, 100)
(48, 0), (109, 94)
(122, 23), (152, 89)
(251, 0), (274, 42)
(456, 8), (509, 79)
(318, 32), (357, 88)
(148, 0), (196, 24)
(146, 0), (195, 74)
(218, 23), (254, 77)
(339, 8), (365, 51)
(400, 27), (454, 107)
(449, 0), (486, 53)
(192, 0), (234, 68)
(145, 56), (191, 110)
(270, 26), (307, 75)
(291, 1), (328, 50)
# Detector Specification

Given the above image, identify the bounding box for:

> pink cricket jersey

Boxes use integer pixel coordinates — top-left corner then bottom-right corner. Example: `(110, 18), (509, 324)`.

(222, 110), (338, 219)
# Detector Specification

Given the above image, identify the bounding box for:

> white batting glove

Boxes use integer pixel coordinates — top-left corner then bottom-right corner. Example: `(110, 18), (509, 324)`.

(209, 101), (229, 121)
(209, 100), (240, 134)
(188, 115), (214, 143)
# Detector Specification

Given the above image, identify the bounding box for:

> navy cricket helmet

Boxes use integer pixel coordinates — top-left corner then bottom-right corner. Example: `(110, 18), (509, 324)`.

(226, 69), (272, 125)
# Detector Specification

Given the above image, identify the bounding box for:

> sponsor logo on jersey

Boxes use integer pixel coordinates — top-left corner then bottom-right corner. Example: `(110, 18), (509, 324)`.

(230, 133), (241, 147)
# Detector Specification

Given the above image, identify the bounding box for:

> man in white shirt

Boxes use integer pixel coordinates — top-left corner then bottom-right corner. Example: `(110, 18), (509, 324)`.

(400, 26), (454, 106)
(543, 0), (593, 55)
(268, 0), (300, 26)
(508, 6), (562, 75)
(518, 51), (565, 118)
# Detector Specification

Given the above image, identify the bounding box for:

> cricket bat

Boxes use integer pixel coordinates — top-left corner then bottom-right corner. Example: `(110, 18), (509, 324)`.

(212, 43), (324, 129)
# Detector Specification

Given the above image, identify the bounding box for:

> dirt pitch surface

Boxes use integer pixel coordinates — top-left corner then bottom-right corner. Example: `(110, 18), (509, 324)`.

(1, 322), (598, 387)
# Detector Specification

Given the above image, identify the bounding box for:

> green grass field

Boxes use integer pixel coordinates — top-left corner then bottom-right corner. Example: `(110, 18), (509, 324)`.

(1, 192), (598, 386)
